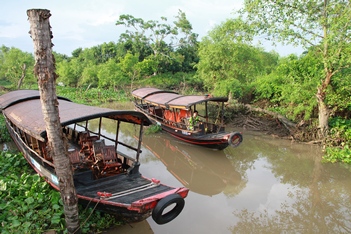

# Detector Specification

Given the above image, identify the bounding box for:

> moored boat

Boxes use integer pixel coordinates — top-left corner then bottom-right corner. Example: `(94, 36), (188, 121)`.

(131, 87), (243, 150)
(0, 90), (189, 225)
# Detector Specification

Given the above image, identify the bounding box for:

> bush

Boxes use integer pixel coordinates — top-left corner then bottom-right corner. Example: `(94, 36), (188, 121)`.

(0, 151), (121, 233)
(324, 117), (351, 163)
(0, 151), (65, 233)
(134, 72), (202, 93)
(56, 86), (129, 105)
(0, 115), (11, 143)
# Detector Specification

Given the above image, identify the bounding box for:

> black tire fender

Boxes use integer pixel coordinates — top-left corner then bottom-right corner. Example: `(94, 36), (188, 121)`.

(228, 132), (243, 147)
(152, 193), (185, 225)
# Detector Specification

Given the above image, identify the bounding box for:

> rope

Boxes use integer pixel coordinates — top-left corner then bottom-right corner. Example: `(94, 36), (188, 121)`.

(73, 198), (101, 234)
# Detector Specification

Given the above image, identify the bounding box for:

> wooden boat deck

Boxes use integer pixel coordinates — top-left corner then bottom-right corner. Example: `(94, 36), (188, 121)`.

(74, 170), (173, 204)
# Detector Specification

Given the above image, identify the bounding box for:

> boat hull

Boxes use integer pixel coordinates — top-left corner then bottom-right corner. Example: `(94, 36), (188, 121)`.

(0, 90), (189, 225)
(161, 123), (230, 150)
(5, 122), (163, 222)
(134, 106), (234, 150)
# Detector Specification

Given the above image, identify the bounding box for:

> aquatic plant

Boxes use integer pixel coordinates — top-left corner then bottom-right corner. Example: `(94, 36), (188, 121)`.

(0, 151), (122, 233)
(145, 124), (162, 134)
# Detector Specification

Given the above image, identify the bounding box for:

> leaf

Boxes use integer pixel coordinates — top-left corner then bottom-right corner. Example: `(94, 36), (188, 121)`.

(25, 197), (35, 205)
(11, 219), (21, 227)
(0, 180), (7, 191)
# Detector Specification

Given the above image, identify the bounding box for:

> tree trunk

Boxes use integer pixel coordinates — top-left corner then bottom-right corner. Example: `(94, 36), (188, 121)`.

(17, 63), (26, 90)
(316, 86), (330, 139)
(27, 9), (81, 234)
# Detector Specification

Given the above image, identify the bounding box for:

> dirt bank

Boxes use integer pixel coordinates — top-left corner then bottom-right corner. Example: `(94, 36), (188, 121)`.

(227, 103), (320, 143)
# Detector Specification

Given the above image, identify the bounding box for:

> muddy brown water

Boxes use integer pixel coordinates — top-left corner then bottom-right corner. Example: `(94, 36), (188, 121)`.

(3, 101), (351, 233)
(103, 126), (351, 234)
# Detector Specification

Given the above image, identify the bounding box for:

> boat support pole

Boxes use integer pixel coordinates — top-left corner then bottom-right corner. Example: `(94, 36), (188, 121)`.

(136, 121), (144, 163)
(128, 121), (144, 175)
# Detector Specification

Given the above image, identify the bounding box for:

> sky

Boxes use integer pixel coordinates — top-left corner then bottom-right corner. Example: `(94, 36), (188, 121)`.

(0, 0), (303, 56)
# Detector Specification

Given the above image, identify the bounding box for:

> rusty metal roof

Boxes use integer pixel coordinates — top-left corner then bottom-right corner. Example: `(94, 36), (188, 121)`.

(132, 87), (228, 109)
(1, 90), (151, 141)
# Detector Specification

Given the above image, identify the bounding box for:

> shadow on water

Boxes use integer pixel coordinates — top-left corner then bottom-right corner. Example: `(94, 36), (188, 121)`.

(141, 133), (243, 197)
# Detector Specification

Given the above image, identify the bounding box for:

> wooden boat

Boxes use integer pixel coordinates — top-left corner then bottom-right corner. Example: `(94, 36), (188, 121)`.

(131, 87), (243, 150)
(0, 90), (189, 225)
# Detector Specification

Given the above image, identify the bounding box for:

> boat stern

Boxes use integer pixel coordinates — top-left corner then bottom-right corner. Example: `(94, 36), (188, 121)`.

(130, 187), (189, 224)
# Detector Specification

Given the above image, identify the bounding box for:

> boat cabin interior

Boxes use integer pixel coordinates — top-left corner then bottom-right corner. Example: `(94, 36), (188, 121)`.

(10, 118), (140, 179)
(137, 102), (225, 134)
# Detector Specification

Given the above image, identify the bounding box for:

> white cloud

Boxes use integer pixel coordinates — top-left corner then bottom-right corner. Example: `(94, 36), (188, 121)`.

(0, 0), (301, 56)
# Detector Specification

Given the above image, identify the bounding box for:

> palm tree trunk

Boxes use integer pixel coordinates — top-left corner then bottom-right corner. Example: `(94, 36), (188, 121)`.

(27, 9), (81, 234)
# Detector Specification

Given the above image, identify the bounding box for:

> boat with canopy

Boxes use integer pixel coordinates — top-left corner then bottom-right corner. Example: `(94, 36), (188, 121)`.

(131, 87), (243, 150)
(0, 90), (189, 225)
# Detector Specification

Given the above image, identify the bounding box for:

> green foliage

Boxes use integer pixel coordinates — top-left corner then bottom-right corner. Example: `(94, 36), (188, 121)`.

(53, 51), (69, 63)
(56, 86), (128, 105)
(0, 45), (36, 89)
(0, 151), (65, 233)
(0, 79), (12, 89)
(0, 151), (121, 233)
(97, 59), (126, 89)
(325, 146), (351, 164)
(78, 206), (121, 233)
(134, 71), (200, 92)
(241, 0), (351, 133)
(136, 57), (157, 76)
(144, 125), (162, 135)
(56, 58), (80, 87)
(79, 62), (99, 87)
(254, 53), (321, 121)
(196, 18), (278, 99)
(116, 10), (198, 74)
(324, 117), (351, 164)
(0, 115), (11, 143)
(326, 70), (351, 113)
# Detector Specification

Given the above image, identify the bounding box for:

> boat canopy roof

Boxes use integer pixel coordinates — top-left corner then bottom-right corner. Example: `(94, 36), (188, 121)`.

(0, 89), (71, 110)
(132, 87), (228, 109)
(0, 90), (152, 141)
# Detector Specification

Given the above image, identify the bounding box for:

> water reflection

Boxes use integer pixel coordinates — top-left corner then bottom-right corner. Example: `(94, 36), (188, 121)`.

(140, 129), (351, 234)
(225, 131), (351, 234)
(141, 133), (243, 196)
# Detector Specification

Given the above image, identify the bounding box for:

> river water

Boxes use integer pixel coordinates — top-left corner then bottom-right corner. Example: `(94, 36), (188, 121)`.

(108, 126), (351, 234)
(3, 101), (351, 233)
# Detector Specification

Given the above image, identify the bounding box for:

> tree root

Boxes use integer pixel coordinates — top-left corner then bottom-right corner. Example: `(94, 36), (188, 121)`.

(227, 103), (320, 143)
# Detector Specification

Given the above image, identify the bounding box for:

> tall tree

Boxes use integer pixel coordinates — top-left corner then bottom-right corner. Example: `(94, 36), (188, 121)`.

(196, 18), (277, 99)
(116, 10), (198, 74)
(241, 0), (351, 138)
(27, 9), (81, 233)
(0, 46), (35, 89)
(97, 59), (125, 89)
